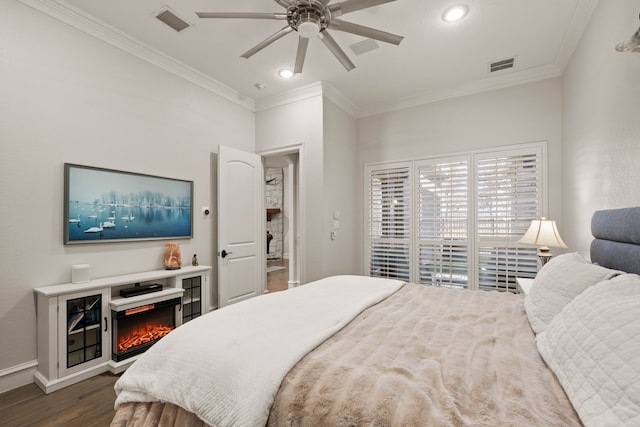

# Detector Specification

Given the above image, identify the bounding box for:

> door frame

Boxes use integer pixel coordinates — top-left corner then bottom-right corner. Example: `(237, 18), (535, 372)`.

(258, 144), (305, 287)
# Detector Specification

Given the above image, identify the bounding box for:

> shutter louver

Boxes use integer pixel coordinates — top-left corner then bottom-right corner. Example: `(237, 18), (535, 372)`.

(476, 149), (540, 291)
(417, 159), (469, 288)
(367, 164), (411, 281)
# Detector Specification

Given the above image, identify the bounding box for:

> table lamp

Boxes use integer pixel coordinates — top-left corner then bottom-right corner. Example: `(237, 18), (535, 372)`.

(518, 217), (568, 266)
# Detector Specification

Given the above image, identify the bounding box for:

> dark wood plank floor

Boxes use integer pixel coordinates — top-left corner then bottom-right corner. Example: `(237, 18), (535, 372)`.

(0, 372), (118, 427)
(267, 258), (289, 293)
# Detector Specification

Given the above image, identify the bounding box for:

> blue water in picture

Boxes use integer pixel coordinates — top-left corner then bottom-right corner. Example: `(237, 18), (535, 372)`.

(67, 203), (191, 242)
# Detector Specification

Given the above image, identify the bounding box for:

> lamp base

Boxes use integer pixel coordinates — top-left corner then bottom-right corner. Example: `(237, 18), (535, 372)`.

(538, 254), (553, 266)
(537, 246), (553, 266)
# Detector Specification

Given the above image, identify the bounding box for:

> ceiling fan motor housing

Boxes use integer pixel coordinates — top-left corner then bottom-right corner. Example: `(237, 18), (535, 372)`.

(287, 2), (330, 38)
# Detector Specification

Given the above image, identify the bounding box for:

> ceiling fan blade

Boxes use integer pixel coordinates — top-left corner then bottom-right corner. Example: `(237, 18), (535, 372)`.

(329, 19), (403, 45)
(329, 0), (397, 16)
(274, 0), (295, 8)
(294, 37), (310, 74)
(318, 31), (355, 71)
(196, 12), (287, 20)
(241, 26), (294, 59)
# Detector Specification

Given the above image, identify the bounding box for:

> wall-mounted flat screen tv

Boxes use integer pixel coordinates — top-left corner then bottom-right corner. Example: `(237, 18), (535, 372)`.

(64, 163), (193, 244)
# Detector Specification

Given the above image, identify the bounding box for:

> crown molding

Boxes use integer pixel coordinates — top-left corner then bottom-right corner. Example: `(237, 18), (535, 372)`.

(254, 82), (324, 112)
(554, 0), (600, 71)
(18, 0), (255, 111)
(320, 82), (360, 118)
(358, 64), (562, 117)
(254, 81), (360, 118)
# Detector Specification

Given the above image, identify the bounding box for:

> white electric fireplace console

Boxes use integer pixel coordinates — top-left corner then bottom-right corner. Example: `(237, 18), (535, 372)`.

(33, 265), (212, 394)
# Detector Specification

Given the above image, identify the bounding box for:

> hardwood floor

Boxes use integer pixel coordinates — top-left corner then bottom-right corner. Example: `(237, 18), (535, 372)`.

(267, 258), (289, 293)
(0, 372), (118, 427)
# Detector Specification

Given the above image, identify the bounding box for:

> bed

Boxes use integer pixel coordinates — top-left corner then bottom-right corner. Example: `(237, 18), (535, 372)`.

(110, 208), (640, 427)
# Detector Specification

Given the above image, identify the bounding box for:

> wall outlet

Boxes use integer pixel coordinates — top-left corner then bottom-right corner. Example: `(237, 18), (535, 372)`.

(201, 207), (210, 218)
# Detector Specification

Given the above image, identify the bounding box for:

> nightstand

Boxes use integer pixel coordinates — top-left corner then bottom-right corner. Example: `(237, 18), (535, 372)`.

(516, 277), (534, 295)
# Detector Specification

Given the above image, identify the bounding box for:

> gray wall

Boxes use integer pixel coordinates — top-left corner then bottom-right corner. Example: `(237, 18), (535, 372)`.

(561, 0), (640, 256)
(0, 1), (255, 384)
(356, 78), (564, 271)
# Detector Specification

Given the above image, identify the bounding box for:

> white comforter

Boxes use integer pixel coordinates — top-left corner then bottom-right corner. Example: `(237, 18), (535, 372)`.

(114, 275), (403, 427)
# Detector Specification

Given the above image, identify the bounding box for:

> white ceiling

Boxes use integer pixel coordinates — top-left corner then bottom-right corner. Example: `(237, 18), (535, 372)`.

(42, 0), (597, 116)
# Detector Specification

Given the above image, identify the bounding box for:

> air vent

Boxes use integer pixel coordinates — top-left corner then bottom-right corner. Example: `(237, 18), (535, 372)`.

(489, 57), (516, 73)
(156, 8), (190, 32)
(350, 39), (379, 56)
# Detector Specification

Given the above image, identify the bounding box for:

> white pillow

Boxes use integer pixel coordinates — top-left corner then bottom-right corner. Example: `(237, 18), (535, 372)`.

(536, 274), (640, 427)
(524, 252), (620, 333)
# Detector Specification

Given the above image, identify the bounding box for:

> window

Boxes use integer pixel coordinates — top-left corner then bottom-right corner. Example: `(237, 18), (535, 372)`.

(367, 163), (411, 281)
(365, 143), (543, 291)
(417, 157), (469, 288)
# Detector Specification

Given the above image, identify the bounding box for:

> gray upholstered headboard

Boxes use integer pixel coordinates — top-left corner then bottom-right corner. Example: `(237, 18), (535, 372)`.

(590, 206), (640, 275)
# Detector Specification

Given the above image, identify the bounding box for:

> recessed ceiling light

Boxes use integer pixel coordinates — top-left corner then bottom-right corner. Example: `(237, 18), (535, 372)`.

(278, 69), (295, 79)
(442, 5), (469, 23)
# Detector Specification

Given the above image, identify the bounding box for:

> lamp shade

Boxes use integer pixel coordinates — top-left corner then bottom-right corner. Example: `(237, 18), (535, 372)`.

(518, 217), (568, 249)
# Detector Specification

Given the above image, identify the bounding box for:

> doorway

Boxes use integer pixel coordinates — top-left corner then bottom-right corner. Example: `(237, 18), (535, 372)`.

(262, 149), (301, 293)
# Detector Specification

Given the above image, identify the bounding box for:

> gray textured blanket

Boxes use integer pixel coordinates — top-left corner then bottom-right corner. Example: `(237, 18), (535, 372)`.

(267, 283), (582, 426)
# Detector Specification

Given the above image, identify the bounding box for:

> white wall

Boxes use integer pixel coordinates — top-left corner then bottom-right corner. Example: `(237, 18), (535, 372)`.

(323, 99), (359, 276)
(357, 79), (563, 268)
(561, 0), (640, 256)
(256, 93), (325, 282)
(256, 90), (361, 281)
(0, 1), (254, 380)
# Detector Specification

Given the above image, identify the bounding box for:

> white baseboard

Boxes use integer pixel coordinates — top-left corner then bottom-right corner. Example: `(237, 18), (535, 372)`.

(0, 360), (37, 394)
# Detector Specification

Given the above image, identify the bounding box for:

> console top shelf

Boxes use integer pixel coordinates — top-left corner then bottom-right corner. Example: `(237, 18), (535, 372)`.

(34, 265), (212, 297)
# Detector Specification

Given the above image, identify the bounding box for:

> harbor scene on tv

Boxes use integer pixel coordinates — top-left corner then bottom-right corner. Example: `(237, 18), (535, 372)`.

(65, 165), (192, 243)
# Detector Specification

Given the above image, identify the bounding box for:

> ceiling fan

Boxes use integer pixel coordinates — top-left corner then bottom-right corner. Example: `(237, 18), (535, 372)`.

(196, 0), (404, 73)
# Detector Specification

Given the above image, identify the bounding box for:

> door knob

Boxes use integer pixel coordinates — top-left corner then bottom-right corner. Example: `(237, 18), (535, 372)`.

(220, 249), (232, 258)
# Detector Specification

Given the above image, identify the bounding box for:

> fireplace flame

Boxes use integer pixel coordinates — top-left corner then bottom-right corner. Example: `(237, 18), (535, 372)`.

(118, 324), (174, 353)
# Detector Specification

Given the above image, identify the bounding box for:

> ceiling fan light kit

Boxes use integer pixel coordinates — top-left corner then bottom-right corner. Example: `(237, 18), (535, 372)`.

(196, 0), (404, 74)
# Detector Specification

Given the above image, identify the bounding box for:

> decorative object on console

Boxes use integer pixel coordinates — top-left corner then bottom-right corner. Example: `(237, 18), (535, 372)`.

(192, 254), (198, 266)
(518, 217), (568, 266)
(615, 12), (640, 53)
(64, 163), (193, 244)
(71, 264), (90, 284)
(164, 242), (182, 270)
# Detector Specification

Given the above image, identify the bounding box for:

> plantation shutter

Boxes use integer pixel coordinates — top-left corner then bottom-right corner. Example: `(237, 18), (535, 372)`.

(475, 147), (541, 291)
(416, 157), (469, 289)
(364, 142), (545, 293)
(366, 162), (411, 281)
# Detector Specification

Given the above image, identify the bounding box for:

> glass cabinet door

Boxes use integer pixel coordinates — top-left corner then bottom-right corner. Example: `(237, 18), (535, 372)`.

(58, 289), (109, 376)
(181, 276), (202, 323)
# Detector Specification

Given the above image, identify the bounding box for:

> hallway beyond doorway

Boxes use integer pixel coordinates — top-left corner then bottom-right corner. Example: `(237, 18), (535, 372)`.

(267, 258), (289, 293)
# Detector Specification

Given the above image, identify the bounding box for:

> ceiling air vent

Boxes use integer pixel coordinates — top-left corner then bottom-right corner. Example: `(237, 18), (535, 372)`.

(350, 39), (379, 56)
(489, 57), (516, 73)
(156, 8), (190, 32)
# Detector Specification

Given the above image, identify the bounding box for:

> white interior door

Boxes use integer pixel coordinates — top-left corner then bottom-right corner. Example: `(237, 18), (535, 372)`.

(217, 145), (264, 307)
